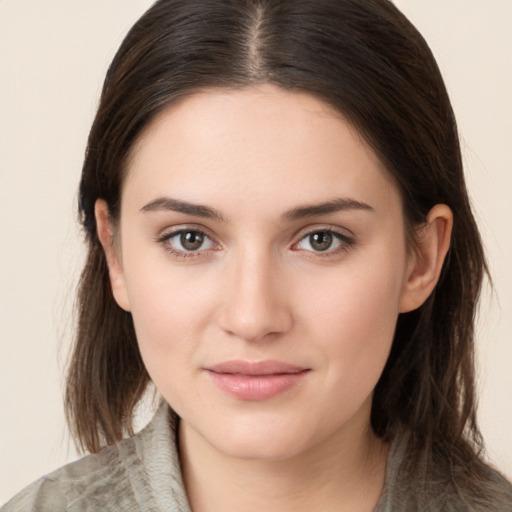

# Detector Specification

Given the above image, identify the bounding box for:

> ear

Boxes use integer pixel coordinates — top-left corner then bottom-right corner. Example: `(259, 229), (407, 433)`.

(95, 199), (131, 311)
(399, 204), (453, 313)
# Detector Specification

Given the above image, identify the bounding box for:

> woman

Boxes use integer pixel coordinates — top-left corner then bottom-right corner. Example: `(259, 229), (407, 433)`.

(4, 0), (512, 510)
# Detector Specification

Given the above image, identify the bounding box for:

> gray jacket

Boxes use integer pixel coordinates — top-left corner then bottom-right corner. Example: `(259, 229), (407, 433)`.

(3, 402), (512, 511)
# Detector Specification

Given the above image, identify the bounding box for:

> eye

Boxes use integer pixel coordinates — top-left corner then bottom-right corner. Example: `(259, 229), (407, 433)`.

(294, 229), (353, 253)
(159, 229), (217, 255)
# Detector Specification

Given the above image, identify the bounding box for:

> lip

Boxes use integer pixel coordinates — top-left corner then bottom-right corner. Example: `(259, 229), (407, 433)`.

(204, 360), (310, 401)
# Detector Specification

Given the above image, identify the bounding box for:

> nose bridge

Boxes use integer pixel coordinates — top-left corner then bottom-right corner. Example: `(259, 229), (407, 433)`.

(218, 244), (292, 342)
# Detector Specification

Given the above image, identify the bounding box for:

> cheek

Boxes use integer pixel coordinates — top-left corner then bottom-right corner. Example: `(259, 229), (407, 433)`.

(297, 252), (406, 384)
(122, 256), (219, 378)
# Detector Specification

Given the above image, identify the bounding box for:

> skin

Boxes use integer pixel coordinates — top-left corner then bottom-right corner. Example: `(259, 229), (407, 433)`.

(96, 85), (452, 512)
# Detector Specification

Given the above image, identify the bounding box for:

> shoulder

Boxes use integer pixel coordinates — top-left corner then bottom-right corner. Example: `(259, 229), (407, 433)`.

(429, 466), (512, 512)
(442, 463), (512, 512)
(376, 430), (512, 512)
(2, 443), (133, 511)
(2, 401), (190, 512)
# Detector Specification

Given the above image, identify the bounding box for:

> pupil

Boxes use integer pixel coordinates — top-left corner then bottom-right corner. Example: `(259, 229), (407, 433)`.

(181, 231), (203, 250)
(310, 232), (332, 251)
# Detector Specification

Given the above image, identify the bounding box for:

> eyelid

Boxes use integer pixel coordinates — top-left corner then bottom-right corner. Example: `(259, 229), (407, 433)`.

(156, 223), (218, 241)
(292, 224), (355, 243)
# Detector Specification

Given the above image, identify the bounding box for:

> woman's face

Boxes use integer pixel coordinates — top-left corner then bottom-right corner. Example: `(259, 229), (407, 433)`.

(104, 86), (417, 460)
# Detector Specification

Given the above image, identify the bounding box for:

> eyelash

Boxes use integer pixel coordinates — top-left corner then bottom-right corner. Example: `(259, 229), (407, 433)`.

(155, 226), (355, 260)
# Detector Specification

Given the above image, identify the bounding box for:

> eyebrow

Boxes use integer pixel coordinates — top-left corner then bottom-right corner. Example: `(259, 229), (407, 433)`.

(140, 197), (226, 221)
(140, 196), (374, 222)
(281, 197), (374, 221)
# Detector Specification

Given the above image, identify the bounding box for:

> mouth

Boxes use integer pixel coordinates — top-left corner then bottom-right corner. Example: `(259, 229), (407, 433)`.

(204, 360), (310, 401)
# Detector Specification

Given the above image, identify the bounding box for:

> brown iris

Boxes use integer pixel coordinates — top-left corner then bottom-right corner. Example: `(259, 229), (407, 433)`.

(180, 231), (204, 251)
(309, 232), (333, 251)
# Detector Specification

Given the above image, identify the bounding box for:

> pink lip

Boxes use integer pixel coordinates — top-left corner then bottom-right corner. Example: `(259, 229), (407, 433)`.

(204, 360), (310, 401)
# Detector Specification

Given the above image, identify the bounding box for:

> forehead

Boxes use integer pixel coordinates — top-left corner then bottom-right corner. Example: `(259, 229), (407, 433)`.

(122, 85), (400, 218)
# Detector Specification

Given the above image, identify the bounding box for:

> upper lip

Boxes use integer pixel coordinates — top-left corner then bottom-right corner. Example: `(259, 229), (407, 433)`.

(205, 360), (308, 376)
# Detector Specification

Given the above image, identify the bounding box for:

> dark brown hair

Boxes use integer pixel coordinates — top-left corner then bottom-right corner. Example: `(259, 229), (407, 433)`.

(67, 0), (503, 499)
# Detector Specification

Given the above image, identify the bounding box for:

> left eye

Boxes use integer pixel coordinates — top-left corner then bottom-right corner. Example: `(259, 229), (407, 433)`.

(295, 230), (347, 252)
(165, 230), (216, 252)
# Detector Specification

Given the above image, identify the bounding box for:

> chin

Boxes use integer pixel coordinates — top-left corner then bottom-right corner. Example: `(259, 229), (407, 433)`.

(217, 432), (309, 462)
(199, 411), (319, 462)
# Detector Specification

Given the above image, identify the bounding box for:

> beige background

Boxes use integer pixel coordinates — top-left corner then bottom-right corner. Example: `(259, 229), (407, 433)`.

(0, 0), (511, 503)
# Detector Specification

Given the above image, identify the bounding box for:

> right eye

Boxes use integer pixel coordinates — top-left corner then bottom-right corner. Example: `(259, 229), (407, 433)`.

(158, 228), (218, 258)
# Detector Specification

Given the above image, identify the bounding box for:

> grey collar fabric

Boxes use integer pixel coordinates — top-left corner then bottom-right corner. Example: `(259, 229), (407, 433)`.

(4, 401), (512, 511)
(3, 401), (191, 512)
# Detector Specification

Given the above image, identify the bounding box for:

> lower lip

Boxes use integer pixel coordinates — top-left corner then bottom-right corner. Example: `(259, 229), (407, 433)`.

(206, 370), (310, 401)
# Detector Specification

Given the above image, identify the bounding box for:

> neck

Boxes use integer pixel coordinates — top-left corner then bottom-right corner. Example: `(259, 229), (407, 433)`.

(178, 403), (389, 512)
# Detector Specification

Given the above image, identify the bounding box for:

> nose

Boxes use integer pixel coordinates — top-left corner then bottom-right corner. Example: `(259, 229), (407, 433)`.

(217, 249), (293, 342)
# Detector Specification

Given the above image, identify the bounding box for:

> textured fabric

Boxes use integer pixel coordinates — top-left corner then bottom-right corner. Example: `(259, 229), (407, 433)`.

(3, 402), (512, 511)
(374, 430), (512, 512)
(2, 402), (191, 512)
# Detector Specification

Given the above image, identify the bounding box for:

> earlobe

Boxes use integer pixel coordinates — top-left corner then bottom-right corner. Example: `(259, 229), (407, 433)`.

(95, 200), (131, 311)
(399, 204), (453, 313)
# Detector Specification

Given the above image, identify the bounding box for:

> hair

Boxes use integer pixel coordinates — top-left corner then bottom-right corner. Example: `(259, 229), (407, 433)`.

(66, 0), (504, 501)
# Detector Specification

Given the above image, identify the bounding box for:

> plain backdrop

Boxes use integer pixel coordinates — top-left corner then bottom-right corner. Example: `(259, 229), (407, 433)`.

(1, 0), (511, 503)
